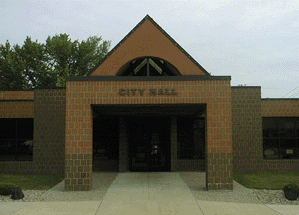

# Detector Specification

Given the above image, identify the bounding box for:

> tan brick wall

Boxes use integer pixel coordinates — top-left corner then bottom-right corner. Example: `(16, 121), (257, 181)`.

(232, 87), (263, 173)
(233, 89), (299, 173)
(262, 99), (299, 117)
(0, 91), (34, 100)
(0, 91), (34, 118)
(0, 89), (65, 175)
(177, 160), (205, 171)
(33, 89), (66, 175)
(0, 102), (34, 118)
(65, 79), (233, 191)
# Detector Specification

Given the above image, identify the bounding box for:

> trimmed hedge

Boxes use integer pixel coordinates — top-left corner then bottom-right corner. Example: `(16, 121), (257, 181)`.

(0, 183), (18, 196)
(283, 183), (299, 201)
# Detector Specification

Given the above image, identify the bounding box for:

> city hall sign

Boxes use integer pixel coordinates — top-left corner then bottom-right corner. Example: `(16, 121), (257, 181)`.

(119, 88), (177, 96)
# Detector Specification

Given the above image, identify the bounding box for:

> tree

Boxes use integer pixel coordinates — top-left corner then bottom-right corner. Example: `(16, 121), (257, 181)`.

(0, 41), (27, 90)
(0, 34), (111, 90)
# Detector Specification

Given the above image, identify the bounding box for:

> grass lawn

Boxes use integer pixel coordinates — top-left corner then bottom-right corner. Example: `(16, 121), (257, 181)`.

(234, 172), (299, 190)
(0, 174), (64, 190)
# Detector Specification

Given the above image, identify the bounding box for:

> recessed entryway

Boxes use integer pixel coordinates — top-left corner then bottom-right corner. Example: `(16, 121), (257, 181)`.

(127, 117), (171, 172)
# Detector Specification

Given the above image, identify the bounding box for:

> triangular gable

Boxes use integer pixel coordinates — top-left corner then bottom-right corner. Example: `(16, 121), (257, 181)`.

(89, 15), (210, 76)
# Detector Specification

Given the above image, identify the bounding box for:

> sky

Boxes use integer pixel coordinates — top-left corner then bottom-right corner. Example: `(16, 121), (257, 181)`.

(0, 0), (298, 98)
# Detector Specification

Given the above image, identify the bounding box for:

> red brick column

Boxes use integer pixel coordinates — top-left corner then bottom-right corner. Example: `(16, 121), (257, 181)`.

(65, 83), (93, 191)
(205, 91), (233, 190)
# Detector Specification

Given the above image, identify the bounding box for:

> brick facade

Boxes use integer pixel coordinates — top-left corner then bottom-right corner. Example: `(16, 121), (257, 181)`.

(262, 99), (299, 117)
(33, 89), (66, 175)
(0, 91), (34, 118)
(260, 99), (299, 173)
(232, 87), (299, 173)
(232, 87), (263, 173)
(0, 91), (34, 100)
(65, 79), (233, 191)
(0, 89), (65, 175)
(1, 15), (298, 193)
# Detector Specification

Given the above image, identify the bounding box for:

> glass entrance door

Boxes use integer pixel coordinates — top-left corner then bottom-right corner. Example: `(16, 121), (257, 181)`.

(128, 117), (170, 172)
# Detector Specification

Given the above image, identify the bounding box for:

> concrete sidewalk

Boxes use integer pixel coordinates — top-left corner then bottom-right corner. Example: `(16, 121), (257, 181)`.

(3, 200), (299, 215)
(1, 172), (299, 215)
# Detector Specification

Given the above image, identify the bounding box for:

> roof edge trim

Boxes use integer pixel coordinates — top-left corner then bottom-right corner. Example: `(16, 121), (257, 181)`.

(66, 75), (230, 82)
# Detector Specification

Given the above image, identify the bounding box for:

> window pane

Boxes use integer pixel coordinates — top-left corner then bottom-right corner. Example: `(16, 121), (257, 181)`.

(263, 139), (279, 159)
(0, 140), (16, 161)
(177, 118), (205, 159)
(177, 118), (194, 159)
(296, 119), (299, 138)
(281, 139), (297, 159)
(16, 139), (33, 161)
(263, 118), (278, 138)
(279, 118), (296, 138)
(16, 118), (34, 139)
(193, 120), (205, 159)
(0, 119), (16, 139)
(93, 118), (119, 160)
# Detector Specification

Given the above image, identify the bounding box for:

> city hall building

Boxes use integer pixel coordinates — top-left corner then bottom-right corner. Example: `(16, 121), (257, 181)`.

(1, 16), (299, 191)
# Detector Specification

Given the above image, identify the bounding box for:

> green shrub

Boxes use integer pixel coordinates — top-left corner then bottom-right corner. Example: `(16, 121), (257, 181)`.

(283, 183), (299, 201)
(0, 183), (18, 196)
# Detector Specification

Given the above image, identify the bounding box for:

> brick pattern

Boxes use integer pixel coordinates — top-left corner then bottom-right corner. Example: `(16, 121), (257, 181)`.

(33, 89), (66, 174)
(232, 87), (263, 173)
(0, 161), (38, 175)
(65, 153), (92, 191)
(0, 90), (34, 118)
(65, 80), (233, 190)
(232, 88), (299, 173)
(0, 101), (34, 118)
(93, 160), (118, 172)
(262, 99), (299, 117)
(0, 91), (34, 100)
(177, 159), (205, 171)
(0, 89), (66, 175)
(206, 153), (233, 190)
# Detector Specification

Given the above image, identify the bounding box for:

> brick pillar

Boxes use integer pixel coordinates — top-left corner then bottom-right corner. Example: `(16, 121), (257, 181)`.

(65, 101), (93, 191)
(206, 153), (233, 190)
(206, 103), (233, 190)
(171, 117), (178, 172)
(119, 117), (129, 172)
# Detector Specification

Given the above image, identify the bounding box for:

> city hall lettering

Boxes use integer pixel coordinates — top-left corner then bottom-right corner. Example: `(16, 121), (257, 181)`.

(119, 88), (177, 96)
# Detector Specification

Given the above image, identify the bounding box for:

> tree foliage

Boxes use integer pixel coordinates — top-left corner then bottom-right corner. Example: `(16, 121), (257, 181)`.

(0, 34), (111, 90)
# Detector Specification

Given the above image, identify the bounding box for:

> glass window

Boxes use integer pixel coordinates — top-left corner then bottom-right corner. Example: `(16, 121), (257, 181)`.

(263, 117), (299, 159)
(93, 117), (119, 160)
(0, 118), (16, 139)
(0, 118), (33, 161)
(177, 117), (205, 159)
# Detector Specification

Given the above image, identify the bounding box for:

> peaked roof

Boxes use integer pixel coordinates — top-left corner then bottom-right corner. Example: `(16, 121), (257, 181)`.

(88, 15), (211, 76)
